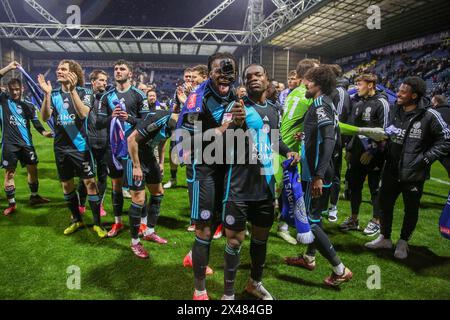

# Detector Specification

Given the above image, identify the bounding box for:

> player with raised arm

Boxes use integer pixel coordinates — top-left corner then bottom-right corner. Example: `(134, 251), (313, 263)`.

(177, 52), (238, 300)
(38, 60), (107, 238)
(163, 68), (193, 190)
(0, 62), (52, 215)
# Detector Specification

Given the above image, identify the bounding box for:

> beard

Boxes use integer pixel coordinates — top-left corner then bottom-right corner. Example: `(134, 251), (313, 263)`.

(305, 90), (314, 99)
(115, 77), (128, 84)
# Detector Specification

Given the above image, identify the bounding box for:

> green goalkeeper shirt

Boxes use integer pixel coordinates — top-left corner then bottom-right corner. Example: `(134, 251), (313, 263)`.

(280, 83), (313, 152)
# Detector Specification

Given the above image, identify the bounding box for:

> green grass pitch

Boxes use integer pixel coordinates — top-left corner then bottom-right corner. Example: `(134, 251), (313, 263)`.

(0, 128), (449, 300)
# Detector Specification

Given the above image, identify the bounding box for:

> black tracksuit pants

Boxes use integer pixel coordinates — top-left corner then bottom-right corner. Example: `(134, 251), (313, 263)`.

(379, 162), (425, 241)
(348, 157), (383, 219)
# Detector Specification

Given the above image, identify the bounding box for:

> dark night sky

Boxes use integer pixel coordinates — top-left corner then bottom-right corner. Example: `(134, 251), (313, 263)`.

(3, 0), (276, 29)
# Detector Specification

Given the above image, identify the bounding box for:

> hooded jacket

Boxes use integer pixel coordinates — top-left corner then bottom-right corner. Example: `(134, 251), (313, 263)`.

(347, 90), (390, 159)
(385, 97), (450, 182)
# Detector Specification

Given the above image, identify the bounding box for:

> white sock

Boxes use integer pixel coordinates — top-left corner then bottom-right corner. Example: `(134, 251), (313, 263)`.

(333, 263), (345, 276)
(188, 250), (192, 258)
(8, 198), (15, 205)
(330, 205), (337, 211)
(222, 294), (235, 300)
(279, 222), (288, 232)
(31, 192), (38, 197)
(195, 289), (207, 296)
(131, 238), (140, 245)
(115, 216), (122, 224)
(304, 254), (316, 263)
(143, 227), (154, 236)
(141, 216), (147, 225)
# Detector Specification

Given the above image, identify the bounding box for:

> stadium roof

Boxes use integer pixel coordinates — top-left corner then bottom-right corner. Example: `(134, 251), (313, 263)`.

(267, 0), (450, 58)
(0, 0), (276, 61)
(0, 0), (329, 61)
(1, 0), (449, 61)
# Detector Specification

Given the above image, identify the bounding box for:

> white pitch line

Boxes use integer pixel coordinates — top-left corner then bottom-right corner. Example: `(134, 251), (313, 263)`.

(431, 177), (450, 186)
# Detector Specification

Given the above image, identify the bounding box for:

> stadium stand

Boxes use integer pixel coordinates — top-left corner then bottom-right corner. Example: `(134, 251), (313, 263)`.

(341, 43), (450, 100)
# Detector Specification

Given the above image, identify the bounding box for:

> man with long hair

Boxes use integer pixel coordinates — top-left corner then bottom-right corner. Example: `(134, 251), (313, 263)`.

(285, 66), (352, 286)
(38, 59), (108, 238)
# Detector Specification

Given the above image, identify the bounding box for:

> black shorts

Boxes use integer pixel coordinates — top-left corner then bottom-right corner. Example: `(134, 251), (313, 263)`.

(104, 147), (124, 179)
(1, 144), (38, 169)
(187, 163), (224, 223)
(91, 147), (108, 180)
(223, 199), (275, 231)
(55, 149), (95, 181)
(123, 154), (162, 191)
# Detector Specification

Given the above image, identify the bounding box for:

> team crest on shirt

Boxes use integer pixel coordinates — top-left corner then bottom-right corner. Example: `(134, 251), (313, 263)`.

(2, 160), (8, 167)
(187, 93), (197, 109)
(225, 215), (235, 226)
(134, 180), (143, 187)
(63, 98), (70, 109)
(262, 124), (270, 134)
(200, 210), (211, 220)
(16, 105), (23, 114)
(363, 107), (372, 121)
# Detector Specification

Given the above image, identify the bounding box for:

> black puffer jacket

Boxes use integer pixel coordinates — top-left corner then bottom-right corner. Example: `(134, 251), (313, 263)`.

(386, 97), (450, 182)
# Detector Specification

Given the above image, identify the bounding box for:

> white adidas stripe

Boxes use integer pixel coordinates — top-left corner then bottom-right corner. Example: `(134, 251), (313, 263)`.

(337, 87), (345, 115)
(431, 177), (450, 186)
(378, 98), (390, 129)
(428, 108), (450, 139)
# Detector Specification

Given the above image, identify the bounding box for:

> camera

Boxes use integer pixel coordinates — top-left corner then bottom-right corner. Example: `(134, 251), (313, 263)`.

(219, 59), (236, 82)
